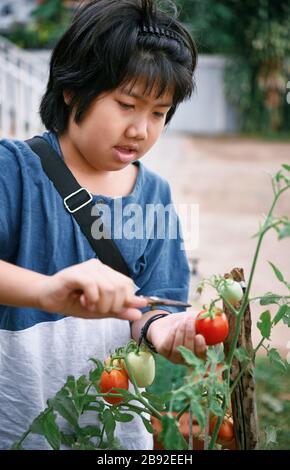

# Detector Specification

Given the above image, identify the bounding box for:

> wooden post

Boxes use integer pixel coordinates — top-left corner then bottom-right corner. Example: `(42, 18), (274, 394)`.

(223, 268), (259, 450)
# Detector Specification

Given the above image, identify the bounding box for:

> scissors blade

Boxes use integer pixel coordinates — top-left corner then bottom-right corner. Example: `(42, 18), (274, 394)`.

(144, 296), (191, 308)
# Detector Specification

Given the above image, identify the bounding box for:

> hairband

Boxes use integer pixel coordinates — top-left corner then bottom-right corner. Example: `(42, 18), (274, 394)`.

(138, 24), (182, 44)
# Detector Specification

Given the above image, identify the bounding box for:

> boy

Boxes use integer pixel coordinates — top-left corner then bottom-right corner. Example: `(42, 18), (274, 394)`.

(0, 0), (206, 449)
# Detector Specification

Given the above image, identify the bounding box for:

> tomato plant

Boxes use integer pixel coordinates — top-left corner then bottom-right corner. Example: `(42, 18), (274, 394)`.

(12, 165), (290, 451)
(195, 308), (229, 345)
(218, 279), (243, 306)
(126, 350), (155, 388)
(99, 368), (128, 405)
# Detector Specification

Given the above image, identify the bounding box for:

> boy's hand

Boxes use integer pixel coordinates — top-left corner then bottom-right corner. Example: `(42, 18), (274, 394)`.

(147, 311), (207, 364)
(36, 259), (147, 321)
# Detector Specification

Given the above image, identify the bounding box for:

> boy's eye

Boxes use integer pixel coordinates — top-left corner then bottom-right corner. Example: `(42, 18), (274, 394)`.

(118, 102), (134, 110)
(153, 112), (165, 119)
(117, 101), (165, 119)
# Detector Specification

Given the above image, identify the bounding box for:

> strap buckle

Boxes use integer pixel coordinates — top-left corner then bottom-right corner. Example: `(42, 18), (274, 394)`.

(64, 187), (93, 214)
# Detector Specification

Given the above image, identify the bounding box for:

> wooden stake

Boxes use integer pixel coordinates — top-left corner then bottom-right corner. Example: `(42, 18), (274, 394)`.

(223, 268), (259, 450)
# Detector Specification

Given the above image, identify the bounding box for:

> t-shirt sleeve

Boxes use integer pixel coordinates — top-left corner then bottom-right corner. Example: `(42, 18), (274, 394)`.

(0, 143), (22, 261)
(134, 181), (191, 314)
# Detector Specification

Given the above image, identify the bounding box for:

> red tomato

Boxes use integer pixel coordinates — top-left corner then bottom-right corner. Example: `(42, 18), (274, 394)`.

(99, 369), (128, 405)
(209, 415), (234, 441)
(195, 308), (229, 345)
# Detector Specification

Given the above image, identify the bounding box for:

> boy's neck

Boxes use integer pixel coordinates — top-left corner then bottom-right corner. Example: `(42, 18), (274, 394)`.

(58, 133), (139, 198)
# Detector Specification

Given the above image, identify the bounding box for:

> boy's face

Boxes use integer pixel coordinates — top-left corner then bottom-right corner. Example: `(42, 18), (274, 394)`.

(62, 78), (174, 172)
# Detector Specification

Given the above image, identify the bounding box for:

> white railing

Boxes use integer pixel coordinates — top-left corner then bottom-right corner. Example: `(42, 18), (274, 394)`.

(0, 35), (47, 140)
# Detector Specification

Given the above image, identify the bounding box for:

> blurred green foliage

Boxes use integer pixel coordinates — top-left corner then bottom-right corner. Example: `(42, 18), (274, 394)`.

(175, 0), (290, 134)
(3, 0), (73, 49)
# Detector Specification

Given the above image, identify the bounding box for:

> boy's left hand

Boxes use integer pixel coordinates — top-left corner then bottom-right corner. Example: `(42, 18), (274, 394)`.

(147, 311), (207, 364)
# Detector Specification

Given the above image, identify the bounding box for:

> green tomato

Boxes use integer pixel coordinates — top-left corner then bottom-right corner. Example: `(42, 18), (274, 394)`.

(126, 351), (156, 388)
(219, 279), (243, 306)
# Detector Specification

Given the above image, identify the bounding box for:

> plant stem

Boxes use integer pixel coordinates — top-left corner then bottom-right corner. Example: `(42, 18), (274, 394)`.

(176, 403), (190, 421)
(229, 337), (265, 394)
(208, 183), (289, 450)
(188, 403), (193, 450)
(249, 295), (290, 302)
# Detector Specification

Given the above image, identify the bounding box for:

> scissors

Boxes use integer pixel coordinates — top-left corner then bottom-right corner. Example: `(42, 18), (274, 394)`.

(140, 296), (191, 308)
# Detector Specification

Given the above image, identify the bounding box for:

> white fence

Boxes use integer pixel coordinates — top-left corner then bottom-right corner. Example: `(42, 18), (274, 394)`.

(169, 55), (239, 134)
(0, 36), (46, 139)
(0, 36), (239, 140)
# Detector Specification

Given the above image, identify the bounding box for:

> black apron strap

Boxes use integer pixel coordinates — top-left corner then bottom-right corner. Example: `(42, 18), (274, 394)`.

(26, 136), (131, 278)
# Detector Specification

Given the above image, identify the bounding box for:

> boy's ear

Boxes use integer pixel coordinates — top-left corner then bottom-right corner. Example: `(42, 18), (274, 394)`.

(63, 90), (74, 105)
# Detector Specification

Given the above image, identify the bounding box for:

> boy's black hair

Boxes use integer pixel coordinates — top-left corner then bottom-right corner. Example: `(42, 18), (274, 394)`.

(40, 0), (197, 133)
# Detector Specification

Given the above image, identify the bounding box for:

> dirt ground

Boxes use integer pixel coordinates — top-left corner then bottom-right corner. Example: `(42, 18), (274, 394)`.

(142, 132), (290, 358)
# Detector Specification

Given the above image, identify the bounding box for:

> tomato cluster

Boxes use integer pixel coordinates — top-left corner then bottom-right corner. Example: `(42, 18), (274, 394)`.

(100, 350), (156, 405)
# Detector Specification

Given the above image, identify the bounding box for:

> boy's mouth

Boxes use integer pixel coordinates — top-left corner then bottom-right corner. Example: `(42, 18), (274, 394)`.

(113, 146), (138, 163)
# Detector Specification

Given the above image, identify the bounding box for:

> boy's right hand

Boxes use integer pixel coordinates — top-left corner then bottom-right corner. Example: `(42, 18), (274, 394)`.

(36, 259), (147, 321)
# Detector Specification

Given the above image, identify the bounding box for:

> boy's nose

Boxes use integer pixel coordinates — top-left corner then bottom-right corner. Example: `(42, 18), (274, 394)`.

(126, 118), (148, 140)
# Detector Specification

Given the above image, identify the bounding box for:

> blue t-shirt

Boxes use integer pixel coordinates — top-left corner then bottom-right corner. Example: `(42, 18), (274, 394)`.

(0, 131), (190, 449)
(0, 131), (190, 331)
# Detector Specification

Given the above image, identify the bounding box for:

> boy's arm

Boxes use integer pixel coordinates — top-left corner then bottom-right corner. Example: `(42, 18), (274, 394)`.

(0, 260), (47, 309)
(130, 309), (169, 343)
(131, 310), (207, 364)
(0, 259), (147, 321)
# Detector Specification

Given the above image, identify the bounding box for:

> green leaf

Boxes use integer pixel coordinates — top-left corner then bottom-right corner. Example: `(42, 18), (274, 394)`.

(30, 409), (61, 450)
(89, 357), (104, 371)
(80, 425), (102, 437)
(141, 391), (170, 410)
(257, 310), (272, 339)
(178, 346), (204, 368)
(66, 376), (76, 394)
(60, 432), (75, 448)
(190, 399), (206, 431)
(282, 306), (290, 327)
(159, 414), (188, 450)
(72, 436), (97, 450)
(76, 375), (89, 393)
(282, 164), (290, 172)
(206, 346), (225, 364)
(48, 389), (80, 431)
(268, 261), (285, 283)
(234, 346), (250, 362)
(112, 410), (134, 423)
(83, 402), (104, 413)
(267, 348), (287, 372)
(103, 408), (116, 443)
(273, 304), (290, 325)
(210, 400), (224, 418)
(89, 368), (102, 383)
(278, 222), (290, 240)
(30, 410), (49, 435)
(140, 415), (154, 434)
(260, 293), (282, 305)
